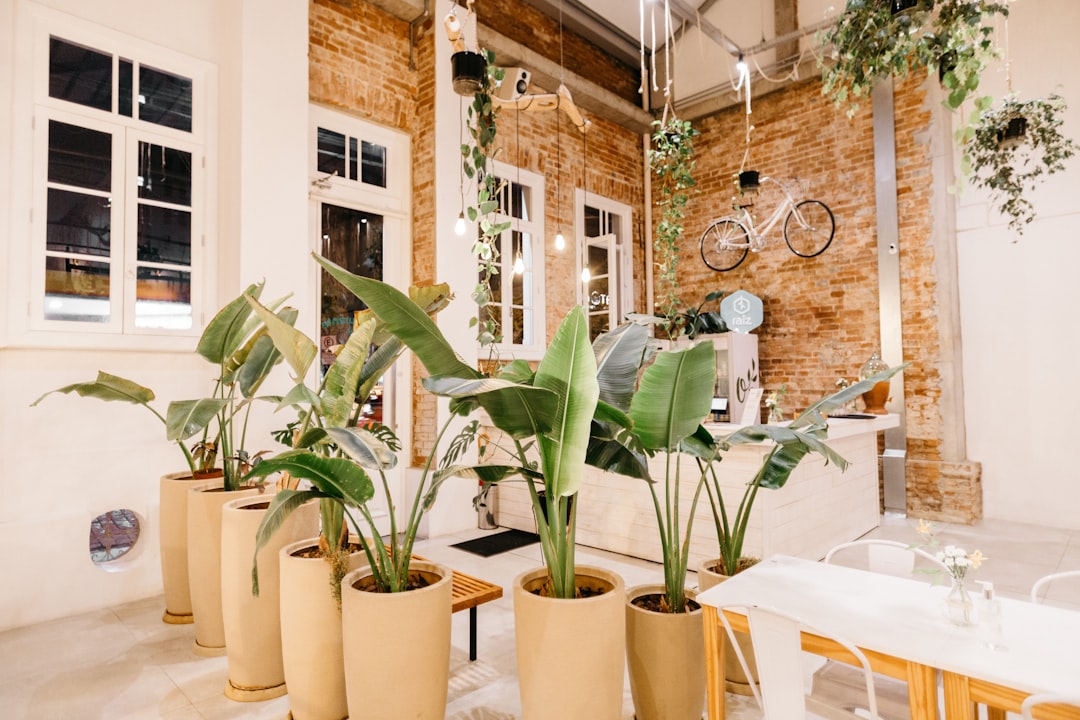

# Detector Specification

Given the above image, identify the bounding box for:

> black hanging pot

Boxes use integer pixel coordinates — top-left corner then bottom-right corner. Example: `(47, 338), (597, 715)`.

(451, 51), (486, 96)
(890, 0), (923, 15)
(738, 170), (760, 192)
(996, 116), (1028, 150)
(937, 52), (956, 84)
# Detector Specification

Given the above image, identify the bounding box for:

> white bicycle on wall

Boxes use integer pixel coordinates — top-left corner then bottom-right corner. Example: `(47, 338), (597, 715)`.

(698, 176), (835, 272)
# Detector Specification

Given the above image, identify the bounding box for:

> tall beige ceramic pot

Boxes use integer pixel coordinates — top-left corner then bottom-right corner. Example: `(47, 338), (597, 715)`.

(279, 537), (365, 720)
(698, 559), (757, 695)
(187, 481), (261, 656)
(341, 560), (453, 719)
(220, 495), (318, 701)
(625, 584), (705, 720)
(159, 469), (220, 624)
(514, 565), (626, 720)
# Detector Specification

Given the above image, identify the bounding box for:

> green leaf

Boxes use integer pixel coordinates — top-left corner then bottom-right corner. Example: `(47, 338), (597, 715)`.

(32, 371), (156, 409)
(323, 426), (398, 470)
(323, 318), (375, 427)
(197, 282), (264, 364)
(251, 488), (324, 595)
(314, 255), (480, 382)
(165, 399), (230, 441)
(245, 451), (375, 508)
(593, 323), (650, 412)
(236, 333), (283, 398)
(244, 296), (317, 380)
(629, 341), (715, 451)
(534, 306), (599, 498)
(422, 375), (557, 439)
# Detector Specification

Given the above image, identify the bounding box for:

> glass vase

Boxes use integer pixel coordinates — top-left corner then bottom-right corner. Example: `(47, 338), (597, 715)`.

(767, 408), (783, 424)
(945, 581), (976, 626)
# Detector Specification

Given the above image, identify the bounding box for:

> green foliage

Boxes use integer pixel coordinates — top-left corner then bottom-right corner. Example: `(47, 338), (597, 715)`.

(462, 50), (510, 346)
(649, 116), (699, 331)
(819, 0), (1008, 117)
(245, 259), (457, 596)
(963, 94), (1078, 236)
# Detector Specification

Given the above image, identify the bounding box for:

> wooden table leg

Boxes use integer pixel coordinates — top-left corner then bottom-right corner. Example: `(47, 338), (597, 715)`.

(906, 661), (939, 720)
(702, 606), (727, 720)
(942, 671), (976, 720)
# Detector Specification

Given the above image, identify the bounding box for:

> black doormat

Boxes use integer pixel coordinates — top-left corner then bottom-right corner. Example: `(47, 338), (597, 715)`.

(450, 529), (539, 557)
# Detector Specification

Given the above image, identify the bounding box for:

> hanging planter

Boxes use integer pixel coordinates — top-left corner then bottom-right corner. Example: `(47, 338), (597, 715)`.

(451, 50), (487, 96)
(737, 170), (760, 192)
(890, 0), (927, 16)
(962, 93), (1077, 236)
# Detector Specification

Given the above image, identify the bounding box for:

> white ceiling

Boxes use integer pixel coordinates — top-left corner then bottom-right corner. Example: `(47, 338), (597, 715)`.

(524, 0), (841, 109)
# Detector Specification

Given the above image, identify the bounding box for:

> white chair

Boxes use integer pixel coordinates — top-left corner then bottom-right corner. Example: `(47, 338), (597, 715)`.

(824, 539), (951, 580)
(812, 539), (952, 720)
(1021, 692), (1080, 719)
(717, 602), (880, 720)
(1030, 570), (1080, 605)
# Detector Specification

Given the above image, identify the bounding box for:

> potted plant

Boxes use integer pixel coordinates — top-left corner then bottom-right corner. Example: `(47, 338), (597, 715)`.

(819, 0), (1008, 116)
(961, 93), (1077, 236)
(697, 364), (906, 693)
(31, 282), (290, 628)
(243, 264), (466, 720)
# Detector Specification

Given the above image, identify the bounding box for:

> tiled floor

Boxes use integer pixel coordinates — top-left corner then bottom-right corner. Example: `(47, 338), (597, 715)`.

(1, 514), (1078, 719)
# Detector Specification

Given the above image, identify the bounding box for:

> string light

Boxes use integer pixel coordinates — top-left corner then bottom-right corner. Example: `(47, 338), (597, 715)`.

(554, 231), (565, 250)
(514, 249), (525, 275)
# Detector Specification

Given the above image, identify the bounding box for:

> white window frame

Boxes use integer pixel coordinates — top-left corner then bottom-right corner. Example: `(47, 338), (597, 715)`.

(488, 160), (546, 360)
(6, 3), (217, 350)
(575, 190), (633, 338)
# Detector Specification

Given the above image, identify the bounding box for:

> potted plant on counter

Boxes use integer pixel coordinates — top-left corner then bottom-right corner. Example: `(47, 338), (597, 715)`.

(241, 266), (461, 720)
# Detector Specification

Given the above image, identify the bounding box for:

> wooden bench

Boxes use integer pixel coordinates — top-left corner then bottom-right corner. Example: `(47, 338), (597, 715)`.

(409, 552), (503, 661)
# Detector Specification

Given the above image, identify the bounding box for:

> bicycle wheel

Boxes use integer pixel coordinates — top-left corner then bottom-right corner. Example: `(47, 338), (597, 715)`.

(700, 219), (750, 272)
(783, 200), (835, 258)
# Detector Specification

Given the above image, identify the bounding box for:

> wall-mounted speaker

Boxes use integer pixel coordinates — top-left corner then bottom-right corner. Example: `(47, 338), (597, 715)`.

(494, 67), (530, 101)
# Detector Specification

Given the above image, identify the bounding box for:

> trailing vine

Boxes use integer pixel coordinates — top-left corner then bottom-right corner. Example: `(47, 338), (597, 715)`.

(963, 94), (1077, 236)
(462, 50), (509, 346)
(649, 115), (698, 339)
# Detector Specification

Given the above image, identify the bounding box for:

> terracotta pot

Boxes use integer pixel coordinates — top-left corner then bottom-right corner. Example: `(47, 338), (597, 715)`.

(341, 560), (453, 719)
(626, 584), (705, 720)
(514, 565), (625, 720)
(698, 559), (758, 696)
(279, 537), (366, 720)
(187, 481), (261, 656)
(220, 495), (318, 701)
(861, 381), (890, 415)
(159, 470), (215, 624)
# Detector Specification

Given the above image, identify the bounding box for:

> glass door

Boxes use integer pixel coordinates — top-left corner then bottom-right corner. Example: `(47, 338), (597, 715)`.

(318, 202), (396, 534)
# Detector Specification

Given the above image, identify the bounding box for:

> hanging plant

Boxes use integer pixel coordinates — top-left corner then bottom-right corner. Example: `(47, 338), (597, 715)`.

(819, 0), (1008, 117)
(961, 94), (1077, 236)
(649, 115), (698, 338)
(461, 50), (509, 345)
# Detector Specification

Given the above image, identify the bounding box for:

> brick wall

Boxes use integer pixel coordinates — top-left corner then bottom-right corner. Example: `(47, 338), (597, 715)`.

(675, 76), (979, 522)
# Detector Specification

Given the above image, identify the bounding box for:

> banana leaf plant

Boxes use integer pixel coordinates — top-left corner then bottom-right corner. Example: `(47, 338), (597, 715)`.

(304, 254), (597, 600)
(243, 273), (467, 598)
(32, 282), (295, 491)
(702, 363), (908, 577)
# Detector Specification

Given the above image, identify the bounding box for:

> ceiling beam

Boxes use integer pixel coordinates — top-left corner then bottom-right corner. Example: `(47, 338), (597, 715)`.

(517, 0), (641, 68)
(675, 55), (820, 122)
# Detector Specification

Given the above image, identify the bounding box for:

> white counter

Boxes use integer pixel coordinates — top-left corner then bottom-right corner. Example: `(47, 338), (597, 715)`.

(495, 414), (900, 569)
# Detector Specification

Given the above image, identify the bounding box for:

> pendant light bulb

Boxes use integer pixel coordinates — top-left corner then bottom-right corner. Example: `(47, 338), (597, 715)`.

(581, 266), (591, 283)
(554, 230), (565, 251)
(454, 212), (466, 236)
(514, 252), (525, 275)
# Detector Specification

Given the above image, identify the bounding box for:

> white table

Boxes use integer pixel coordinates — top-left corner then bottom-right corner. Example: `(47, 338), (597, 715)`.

(696, 555), (1080, 719)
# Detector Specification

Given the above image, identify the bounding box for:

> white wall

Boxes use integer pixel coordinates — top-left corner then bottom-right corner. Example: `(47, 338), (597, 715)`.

(0, 0), (312, 630)
(955, 0), (1080, 528)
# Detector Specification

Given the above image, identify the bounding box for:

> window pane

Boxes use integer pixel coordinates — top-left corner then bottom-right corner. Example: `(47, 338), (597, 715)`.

(137, 143), (192, 206)
(49, 121), (112, 191)
(511, 307), (524, 345)
(44, 256), (110, 322)
(589, 313), (609, 338)
(119, 59), (133, 117)
(136, 267), (191, 329)
(317, 127), (346, 178)
(138, 205), (191, 265)
(46, 188), (111, 257)
(319, 205), (383, 367)
(584, 204), (601, 237)
(511, 264), (523, 305)
(588, 244), (609, 276)
(49, 37), (112, 112)
(361, 140), (386, 187)
(349, 137), (358, 181)
(139, 65), (193, 132)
